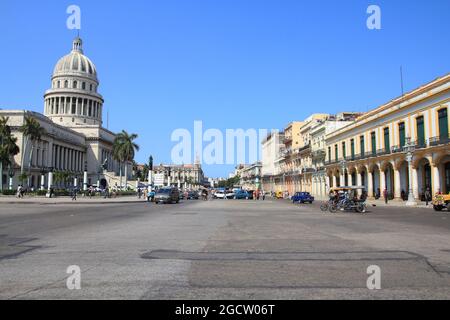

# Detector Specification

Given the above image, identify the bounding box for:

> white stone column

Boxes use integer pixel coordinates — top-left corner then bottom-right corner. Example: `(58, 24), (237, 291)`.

(348, 173), (353, 187)
(432, 164), (441, 195)
(83, 171), (88, 191)
(367, 169), (374, 199)
(356, 171), (362, 196)
(332, 175), (337, 189)
(380, 169), (386, 194)
(47, 171), (53, 191)
(40, 174), (45, 191)
(394, 168), (401, 199)
(412, 167), (419, 200)
(9, 176), (14, 190)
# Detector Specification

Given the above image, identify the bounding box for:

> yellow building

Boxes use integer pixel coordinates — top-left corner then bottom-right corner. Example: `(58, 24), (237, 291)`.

(283, 114), (329, 195)
(324, 74), (450, 203)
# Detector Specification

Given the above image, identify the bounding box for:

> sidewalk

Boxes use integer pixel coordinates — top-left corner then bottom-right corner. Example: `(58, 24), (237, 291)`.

(365, 199), (434, 209)
(292, 196), (435, 209)
(0, 195), (146, 205)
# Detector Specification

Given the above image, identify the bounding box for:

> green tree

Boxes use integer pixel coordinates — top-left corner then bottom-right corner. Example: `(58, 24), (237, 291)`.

(19, 116), (46, 186)
(113, 130), (140, 189)
(0, 117), (20, 191)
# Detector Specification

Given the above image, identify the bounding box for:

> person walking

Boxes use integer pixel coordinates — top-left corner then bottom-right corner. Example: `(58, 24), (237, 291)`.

(71, 188), (77, 201)
(425, 187), (432, 206)
(16, 185), (22, 198)
(383, 188), (388, 204)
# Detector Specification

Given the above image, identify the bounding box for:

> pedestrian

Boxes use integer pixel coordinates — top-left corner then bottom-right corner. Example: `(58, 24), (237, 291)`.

(16, 185), (22, 198)
(425, 187), (432, 206)
(138, 187), (142, 199)
(71, 188), (77, 201)
(143, 187), (148, 201)
(376, 188), (381, 200)
(262, 190), (265, 201)
(383, 188), (388, 204)
(401, 189), (406, 201)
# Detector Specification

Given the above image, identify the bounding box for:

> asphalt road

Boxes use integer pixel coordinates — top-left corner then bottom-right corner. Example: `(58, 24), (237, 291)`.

(0, 198), (450, 299)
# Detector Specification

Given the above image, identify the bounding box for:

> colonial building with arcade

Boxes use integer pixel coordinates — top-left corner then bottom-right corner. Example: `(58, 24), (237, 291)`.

(324, 74), (450, 202)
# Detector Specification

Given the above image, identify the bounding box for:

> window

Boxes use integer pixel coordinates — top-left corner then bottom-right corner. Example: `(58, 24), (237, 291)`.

(90, 84), (93, 91)
(335, 144), (338, 161)
(399, 122), (405, 148)
(384, 127), (390, 152)
(342, 142), (346, 159)
(360, 135), (365, 156)
(64, 80), (68, 88)
(438, 108), (448, 140)
(416, 116), (425, 147)
(82, 82), (86, 90)
(328, 146), (331, 163)
(371, 132), (376, 155)
(57, 81), (60, 88)
(73, 81), (77, 89)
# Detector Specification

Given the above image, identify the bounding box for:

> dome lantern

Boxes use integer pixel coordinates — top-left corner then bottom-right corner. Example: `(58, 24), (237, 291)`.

(72, 37), (83, 53)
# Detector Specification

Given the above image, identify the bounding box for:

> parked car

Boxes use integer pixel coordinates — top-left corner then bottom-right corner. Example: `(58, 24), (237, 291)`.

(214, 190), (235, 199)
(186, 191), (199, 200)
(154, 187), (180, 204)
(291, 192), (315, 204)
(234, 190), (250, 200)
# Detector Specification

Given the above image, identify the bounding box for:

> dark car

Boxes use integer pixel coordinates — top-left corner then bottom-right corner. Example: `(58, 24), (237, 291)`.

(291, 192), (314, 204)
(154, 187), (180, 204)
(246, 190), (255, 200)
(186, 191), (199, 200)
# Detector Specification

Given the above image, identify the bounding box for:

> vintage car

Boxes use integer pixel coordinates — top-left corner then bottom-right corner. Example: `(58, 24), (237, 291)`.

(291, 192), (315, 204)
(275, 191), (284, 199)
(432, 193), (450, 211)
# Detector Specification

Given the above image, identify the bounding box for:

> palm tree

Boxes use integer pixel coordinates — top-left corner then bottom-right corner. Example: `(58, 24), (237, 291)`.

(0, 117), (20, 192)
(113, 130), (139, 190)
(112, 138), (124, 188)
(19, 116), (46, 186)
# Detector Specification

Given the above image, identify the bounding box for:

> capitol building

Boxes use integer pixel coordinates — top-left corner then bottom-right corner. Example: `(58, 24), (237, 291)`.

(1, 37), (128, 190)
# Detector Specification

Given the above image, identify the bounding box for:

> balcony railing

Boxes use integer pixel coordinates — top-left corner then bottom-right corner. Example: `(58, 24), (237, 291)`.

(428, 135), (450, 147)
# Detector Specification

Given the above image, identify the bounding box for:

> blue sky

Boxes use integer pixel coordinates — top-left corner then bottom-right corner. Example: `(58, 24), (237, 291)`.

(1, 0), (449, 177)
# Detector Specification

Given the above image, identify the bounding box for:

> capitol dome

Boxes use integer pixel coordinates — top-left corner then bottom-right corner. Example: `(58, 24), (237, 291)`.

(44, 37), (104, 127)
(52, 37), (98, 80)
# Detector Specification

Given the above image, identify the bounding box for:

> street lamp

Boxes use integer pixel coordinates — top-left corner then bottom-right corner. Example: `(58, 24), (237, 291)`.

(404, 137), (417, 206)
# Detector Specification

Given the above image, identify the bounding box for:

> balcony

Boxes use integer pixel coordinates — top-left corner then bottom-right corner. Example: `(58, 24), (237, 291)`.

(428, 135), (450, 147)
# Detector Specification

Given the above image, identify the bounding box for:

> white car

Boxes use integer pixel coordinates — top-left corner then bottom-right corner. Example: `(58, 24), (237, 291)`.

(214, 190), (235, 199)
